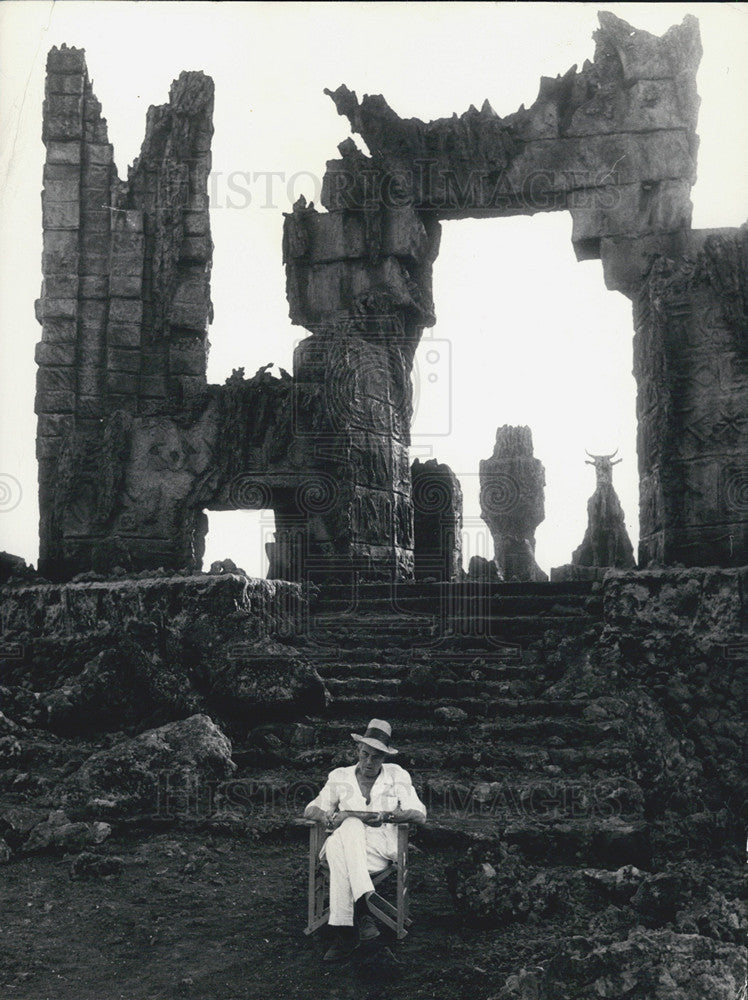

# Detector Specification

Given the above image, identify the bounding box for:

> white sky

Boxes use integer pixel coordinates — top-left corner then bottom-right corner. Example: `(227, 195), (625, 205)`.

(1, 2), (746, 577)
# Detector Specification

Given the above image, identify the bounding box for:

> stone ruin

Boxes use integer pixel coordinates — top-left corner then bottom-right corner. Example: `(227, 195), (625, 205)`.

(411, 459), (463, 582)
(552, 450), (636, 581)
(479, 425), (547, 583)
(5, 19), (747, 994)
(34, 14), (748, 585)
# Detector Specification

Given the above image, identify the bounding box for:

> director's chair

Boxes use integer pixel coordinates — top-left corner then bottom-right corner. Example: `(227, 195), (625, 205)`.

(298, 819), (412, 939)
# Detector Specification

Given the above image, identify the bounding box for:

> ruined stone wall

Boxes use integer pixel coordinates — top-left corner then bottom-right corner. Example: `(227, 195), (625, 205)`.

(283, 13), (744, 579)
(634, 227), (748, 567)
(36, 16), (746, 581)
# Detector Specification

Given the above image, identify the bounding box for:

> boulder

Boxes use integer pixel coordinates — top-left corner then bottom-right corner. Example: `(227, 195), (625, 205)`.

(207, 638), (328, 724)
(39, 637), (201, 734)
(0, 804), (50, 848)
(70, 851), (125, 879)
(58, 713), (236, 817)
(21, 809), (111, 854)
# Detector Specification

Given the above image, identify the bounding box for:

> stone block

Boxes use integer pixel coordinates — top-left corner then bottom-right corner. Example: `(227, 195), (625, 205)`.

(35, 342), (76, 367)
(77, 396), (103, 420)
(43, 274), (79, 298)
(107, 322), (141, 349)
(83, 97), (102, 121)
(35, 390), (75, 414)
(111, 231), (144, 256)
(105, 394), (138, 413)
(42, 200), (80, 230)
(108, 272), (142, 298)
(139, 398), (170, 416)
(170, 375), (206, 400)
(84, 143), (114, 166)
(181, 236), (212, 260)
(193, 128), (212, 153)
(46, 73), (85, 96)
(183, 211), (209, 236)
(37, 413), (72, 438)
(79, 251), (109, 275)
(168, 339), (207, 376)
(36, 436), (62, 460)
(42, 318), (77, 344)
(79, 275), (109, 299)
(109, 298), (143, 324)
(80, 184), (110, 210)
(37, 367), (76, 393)
(77, 366), (102, 396)
(170, 273), (210, 331)
(85, 164), (114, 188)
(42, 297), (77, 320)
(45, 94), (84, 118)
(46, 142), (81, 165)
(110, 210), (144, 234)
(84, 120), (109, 144)
(107, 348), (141, 373)
(44, 177), (80, 201)
(188, 193), (209, 212)
(44, 113), (83, 142)
(106, 372), (138, 396)
(77, 331), (104, 368)
(570, 179), (693, 246)
(79, 300), (107, 326)
(382, 207), (430, 260)
(108, 252), (144, 276)
(80, 207), (111, 234)
(306, 212), (364, 263)
(47, 47), (86, 74)
(139, 375), (168, 398)
(43, 162), (80, 184)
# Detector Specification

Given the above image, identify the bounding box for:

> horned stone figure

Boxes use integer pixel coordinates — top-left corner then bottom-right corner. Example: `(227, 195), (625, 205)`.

(573, 449), (635, 569)
(585, 449), (622, 489)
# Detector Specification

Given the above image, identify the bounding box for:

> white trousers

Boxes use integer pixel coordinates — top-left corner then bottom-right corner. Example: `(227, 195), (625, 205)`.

(322, 817), (391, 926)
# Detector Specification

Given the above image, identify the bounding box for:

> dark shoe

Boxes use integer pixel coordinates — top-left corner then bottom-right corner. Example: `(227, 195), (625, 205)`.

(323, 928), (358, 962)
(357, 914), (380, 942)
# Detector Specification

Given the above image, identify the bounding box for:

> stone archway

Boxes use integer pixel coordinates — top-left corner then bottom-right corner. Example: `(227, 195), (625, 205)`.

(282, 12), (746, 578)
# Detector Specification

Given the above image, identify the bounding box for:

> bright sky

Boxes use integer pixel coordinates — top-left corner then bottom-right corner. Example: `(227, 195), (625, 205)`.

(1, 2), (746, 577)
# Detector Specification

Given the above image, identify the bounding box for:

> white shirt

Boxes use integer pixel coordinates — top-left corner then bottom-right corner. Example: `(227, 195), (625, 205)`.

(306, 762), (427, 860)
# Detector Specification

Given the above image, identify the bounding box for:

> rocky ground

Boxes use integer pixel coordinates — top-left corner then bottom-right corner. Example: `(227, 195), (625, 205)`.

(1, 566), (746, 998)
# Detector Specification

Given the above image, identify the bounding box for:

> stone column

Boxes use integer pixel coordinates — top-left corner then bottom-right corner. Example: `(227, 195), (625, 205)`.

(479, 426), (547, 582)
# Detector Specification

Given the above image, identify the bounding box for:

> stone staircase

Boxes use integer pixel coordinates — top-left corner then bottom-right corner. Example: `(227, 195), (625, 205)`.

(237, 581), (650, 867)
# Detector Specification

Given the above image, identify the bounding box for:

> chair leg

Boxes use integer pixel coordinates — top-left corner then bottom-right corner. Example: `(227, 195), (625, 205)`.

(396, 824), (409, 940)
(305, 823), (330, 935)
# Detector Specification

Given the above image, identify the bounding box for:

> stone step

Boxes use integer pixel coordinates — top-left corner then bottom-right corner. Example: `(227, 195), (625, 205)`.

(310, 615), (596, 647)
(298, 715), (626, 745)
(310, 593), (603, 616)
(321, 705), (628, 744)
(324, 693), (611, 722)
(309, 581), (598, 602)
(312, 659), (541, 681)
(301, 640), (534, 664)
(419, 815), (650, 867)
(287, 742), (634, 778)
(323, 676), (542, 700)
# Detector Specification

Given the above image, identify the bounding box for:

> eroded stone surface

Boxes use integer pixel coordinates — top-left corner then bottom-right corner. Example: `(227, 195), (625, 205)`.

(480, 426), (547, 582)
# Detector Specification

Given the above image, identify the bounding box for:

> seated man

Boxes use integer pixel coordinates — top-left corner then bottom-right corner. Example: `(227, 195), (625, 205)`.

(304, 718), (427, 960)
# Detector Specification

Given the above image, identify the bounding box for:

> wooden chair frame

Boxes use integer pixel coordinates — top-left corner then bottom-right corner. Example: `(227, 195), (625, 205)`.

(300, 819), (412, 939)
